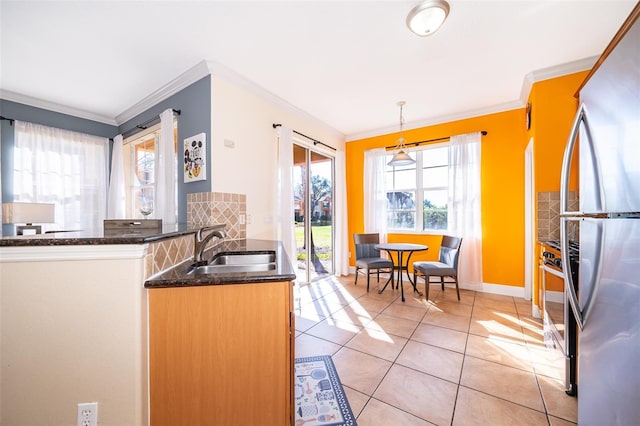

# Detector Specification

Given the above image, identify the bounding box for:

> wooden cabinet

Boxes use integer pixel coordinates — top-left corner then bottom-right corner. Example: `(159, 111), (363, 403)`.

(149, 281), (294, 426)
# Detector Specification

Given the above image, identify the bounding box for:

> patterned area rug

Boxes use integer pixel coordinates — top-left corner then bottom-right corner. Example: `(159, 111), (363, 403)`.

(294, 355), (357, 426)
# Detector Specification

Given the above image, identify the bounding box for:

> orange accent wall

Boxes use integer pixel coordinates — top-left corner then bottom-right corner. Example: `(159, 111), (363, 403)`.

(528, 71), (588, 306)
(347, 109), (528, 287)
(346, 72), (589, 290)
(529, 71), (587, 192)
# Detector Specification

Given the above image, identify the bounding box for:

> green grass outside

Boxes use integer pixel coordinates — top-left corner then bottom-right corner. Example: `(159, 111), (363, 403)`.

(295, 225), (332, 260)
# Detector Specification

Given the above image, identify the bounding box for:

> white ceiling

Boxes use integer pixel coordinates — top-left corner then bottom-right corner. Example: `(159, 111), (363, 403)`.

(0, 0), (636, 140)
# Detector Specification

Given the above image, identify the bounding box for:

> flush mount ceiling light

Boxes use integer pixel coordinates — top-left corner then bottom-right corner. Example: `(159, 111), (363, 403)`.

(406, 0), (450, 37)
(388, 101), (416, 167)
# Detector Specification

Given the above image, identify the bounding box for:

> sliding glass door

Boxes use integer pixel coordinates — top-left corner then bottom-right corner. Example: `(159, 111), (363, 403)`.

(293, 144), (334, 283)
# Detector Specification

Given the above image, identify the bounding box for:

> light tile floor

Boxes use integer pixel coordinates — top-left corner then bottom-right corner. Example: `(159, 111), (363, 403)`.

(294, 275), (577, 426)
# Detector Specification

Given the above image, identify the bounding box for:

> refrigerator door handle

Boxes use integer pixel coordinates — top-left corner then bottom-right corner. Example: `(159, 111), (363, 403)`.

(561, 217), (605, 331)
(560, 217), (584, 329)
(560, 104), (606, 331)
(560, 218), (604, 330)
(559, 103), (605, 216)
(581, 219), (605, 329)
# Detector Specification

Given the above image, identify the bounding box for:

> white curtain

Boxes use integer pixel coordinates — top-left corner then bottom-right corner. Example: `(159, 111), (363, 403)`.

(13, 120), (108, 231)
(334, 150), (349, 276)
(107, 134), (125, 218)
(276, 126), (297, 269)
(449, 132), (483, 288)
(156, 109), (176, 226)
(363, 148), (388, 242)
(0, 127), (2, 237)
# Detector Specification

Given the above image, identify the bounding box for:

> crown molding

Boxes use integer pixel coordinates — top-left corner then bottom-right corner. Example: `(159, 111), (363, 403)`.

(1, 61), (212, 126)
(3, 55), (597, 143)
(519, 56), (597, 104)
(205, 60), (345, 143)
(347, 56), (598, 142)
(0, 89), (117, 125)
(346, 100), (523, 142)
(114, 60), (211, 125)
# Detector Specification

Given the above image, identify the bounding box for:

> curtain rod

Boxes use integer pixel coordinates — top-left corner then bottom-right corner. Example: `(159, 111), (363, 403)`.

(2, 111), (183, 139)
(385, 130), (488, 150)
(1, 116), (15, 125)
(113, 108), (181, 141)
(272, 123), (336, 151)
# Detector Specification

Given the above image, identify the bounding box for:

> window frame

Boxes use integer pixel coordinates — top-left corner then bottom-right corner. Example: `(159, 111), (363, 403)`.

(123, 121), (177, 219)
(386, 142), (450, 234)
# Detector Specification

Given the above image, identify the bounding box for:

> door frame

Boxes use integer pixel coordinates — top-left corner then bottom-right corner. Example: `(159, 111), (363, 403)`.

(293, 141), (335, 284)
(525, 138), (538, 316)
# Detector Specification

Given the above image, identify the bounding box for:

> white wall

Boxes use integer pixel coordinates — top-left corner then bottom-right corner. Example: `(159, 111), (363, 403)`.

(210, 74), (345, 240)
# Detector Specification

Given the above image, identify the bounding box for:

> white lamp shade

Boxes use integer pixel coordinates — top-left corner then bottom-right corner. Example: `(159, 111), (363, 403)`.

(407, 0), (450, 36)
(2, 202), (55, 224)
(388, 151), (416, 167)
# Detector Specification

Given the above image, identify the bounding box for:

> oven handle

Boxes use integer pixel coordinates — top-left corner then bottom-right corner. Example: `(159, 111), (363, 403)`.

(542, 264), (564, 279)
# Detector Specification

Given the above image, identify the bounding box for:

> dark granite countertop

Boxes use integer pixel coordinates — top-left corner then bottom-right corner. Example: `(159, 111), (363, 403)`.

(0, 223), (220, 246)
(144, 238), (297, 288)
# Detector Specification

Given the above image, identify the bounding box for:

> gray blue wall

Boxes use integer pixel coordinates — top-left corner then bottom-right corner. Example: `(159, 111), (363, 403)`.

(1, 74), (211, 230)
(118, 75), (212, 224)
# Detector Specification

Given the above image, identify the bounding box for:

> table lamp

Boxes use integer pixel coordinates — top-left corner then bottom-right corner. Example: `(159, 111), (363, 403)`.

(2, 202), (55, 235)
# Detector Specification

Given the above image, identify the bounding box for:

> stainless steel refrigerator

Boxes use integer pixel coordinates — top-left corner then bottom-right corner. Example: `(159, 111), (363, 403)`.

(559, 7), (640, 425)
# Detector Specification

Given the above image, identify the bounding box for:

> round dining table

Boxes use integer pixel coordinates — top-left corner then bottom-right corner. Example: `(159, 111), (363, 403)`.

(375, 243), (428, 302)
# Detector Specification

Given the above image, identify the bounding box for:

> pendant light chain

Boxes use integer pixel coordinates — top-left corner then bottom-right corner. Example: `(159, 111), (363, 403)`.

(388, 101), (416, 167)
(399, 101), (405, 143)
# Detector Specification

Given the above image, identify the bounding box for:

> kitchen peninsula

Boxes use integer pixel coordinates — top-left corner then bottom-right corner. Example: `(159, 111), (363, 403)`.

(0, 225), (296, 426)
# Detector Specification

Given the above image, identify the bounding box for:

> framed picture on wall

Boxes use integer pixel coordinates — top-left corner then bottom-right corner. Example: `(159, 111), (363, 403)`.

(184, 133), (206, 183)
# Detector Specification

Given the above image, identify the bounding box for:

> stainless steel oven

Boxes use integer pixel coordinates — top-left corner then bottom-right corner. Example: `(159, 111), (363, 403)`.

(540, 240), (579, 396)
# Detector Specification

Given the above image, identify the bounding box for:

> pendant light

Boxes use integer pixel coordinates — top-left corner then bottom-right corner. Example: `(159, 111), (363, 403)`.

(388, 101), (416, 167)
(406, 0), (450, 37)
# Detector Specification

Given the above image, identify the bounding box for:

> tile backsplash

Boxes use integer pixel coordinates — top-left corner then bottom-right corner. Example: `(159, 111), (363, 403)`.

(187, 191), (247, 240)
(143, 191), (247, 279)
(145, 234), (194, 278)
(537, 190), (578, 241)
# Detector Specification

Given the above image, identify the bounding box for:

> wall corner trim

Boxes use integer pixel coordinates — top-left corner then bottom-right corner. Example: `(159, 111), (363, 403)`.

(115, 60), (211, 125)
(519, 56), (598, 104)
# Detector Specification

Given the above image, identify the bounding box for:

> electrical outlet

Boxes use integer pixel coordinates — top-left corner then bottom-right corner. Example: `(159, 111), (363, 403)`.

(77, 402), (98, 426)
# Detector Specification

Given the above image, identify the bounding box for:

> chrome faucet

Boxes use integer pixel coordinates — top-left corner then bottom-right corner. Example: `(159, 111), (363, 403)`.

(194, 227), (227, 263)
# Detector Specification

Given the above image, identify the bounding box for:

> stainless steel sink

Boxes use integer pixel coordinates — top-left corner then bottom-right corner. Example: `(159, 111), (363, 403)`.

(185, 251), (277, 275)
(209, 252), (276, 265)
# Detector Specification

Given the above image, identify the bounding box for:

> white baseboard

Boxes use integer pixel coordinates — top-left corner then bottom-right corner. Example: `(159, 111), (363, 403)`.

(346, 269), (528, 299)
(476, 282), (526, 298)
(532, 304), (542, 319)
